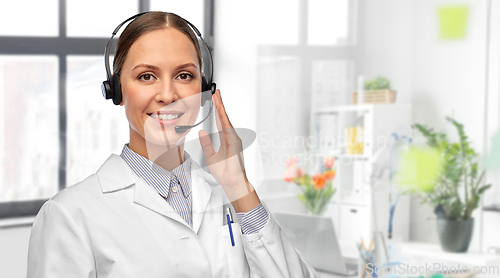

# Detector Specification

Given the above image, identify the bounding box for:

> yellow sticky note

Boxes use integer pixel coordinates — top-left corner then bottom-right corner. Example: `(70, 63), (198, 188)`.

(438, 6), (469, 40)
(397, 147), (443, 193)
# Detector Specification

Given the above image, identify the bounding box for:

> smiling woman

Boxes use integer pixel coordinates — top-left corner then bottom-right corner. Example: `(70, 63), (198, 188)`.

(119, 26), (203, 168)
(27, 11), (320, 278)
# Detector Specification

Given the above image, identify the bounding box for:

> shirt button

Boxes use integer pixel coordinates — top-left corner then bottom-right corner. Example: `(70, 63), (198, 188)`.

(172, 186), (179, 193)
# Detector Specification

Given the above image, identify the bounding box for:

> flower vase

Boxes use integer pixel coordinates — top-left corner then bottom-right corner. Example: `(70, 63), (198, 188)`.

(283, 156), (337, 216)
(298, 181), (334, 216)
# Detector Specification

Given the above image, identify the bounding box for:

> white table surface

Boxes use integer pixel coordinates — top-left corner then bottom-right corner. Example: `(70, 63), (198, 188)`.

(315, 242), (500, 278)
(317, 270), (356, 278)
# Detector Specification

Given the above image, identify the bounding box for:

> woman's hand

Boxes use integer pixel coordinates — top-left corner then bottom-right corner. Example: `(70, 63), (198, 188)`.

(198, 89), (260, 212)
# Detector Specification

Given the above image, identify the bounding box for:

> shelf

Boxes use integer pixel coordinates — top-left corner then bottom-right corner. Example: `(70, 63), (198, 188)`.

(313, 149), (371, 160)
(483, 205), (500, 212)
(313, 103), (374, 114)
(313, 103), (412, 114)
(402, 242), (500, 267)
(330, 200), (369, 207)
(334, 154), (370, 161)
(311, 102), (413, 242)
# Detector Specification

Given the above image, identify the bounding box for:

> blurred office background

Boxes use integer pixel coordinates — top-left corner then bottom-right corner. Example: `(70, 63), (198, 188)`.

(2, 0), (500, 277)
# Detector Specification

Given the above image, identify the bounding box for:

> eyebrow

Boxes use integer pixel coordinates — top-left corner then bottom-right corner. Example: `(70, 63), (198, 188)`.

(175, 62), (198, 71)
(132, 63), (159, 71)
(132, 62), (198, 71)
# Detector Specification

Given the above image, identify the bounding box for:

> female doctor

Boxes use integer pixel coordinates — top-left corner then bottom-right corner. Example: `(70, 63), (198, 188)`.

(27, 11), (320, 278)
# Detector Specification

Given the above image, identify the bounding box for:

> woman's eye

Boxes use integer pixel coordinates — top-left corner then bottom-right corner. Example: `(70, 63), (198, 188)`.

(177, 73), (193, 80)
(139, 74), (155, 81)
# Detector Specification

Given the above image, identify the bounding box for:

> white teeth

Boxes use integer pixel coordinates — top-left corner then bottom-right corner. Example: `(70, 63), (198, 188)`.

(150, 113), (182, 120)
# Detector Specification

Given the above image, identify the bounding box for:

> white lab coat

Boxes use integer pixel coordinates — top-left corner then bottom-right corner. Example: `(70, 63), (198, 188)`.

(28, 154), (320, 278)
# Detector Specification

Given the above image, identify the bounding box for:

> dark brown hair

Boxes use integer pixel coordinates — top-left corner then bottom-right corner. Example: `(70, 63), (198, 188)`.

(113, 12), (203, 75)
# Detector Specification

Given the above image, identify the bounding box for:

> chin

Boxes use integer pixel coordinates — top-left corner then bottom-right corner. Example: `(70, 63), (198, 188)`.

(144, 127), (186, 147)
(143, 117), (195, 147)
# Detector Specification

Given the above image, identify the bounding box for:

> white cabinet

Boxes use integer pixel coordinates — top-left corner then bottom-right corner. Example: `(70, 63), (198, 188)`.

(339, 204), (370, 243)
(311, 103), (412, 243)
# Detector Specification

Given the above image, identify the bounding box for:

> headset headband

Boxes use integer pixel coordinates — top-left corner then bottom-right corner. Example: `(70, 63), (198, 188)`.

(103, 11), (214, 87)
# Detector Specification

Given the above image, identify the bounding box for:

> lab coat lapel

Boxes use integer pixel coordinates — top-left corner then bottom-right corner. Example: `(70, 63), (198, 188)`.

(132, 176), (189, 227)
(97, 154), (189, 228)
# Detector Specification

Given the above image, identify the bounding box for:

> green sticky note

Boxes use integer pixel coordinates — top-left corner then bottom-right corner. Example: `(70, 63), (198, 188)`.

(485, 132), (500, 169)
(397, 147), (443, 193)
(438, 6), (469, 39)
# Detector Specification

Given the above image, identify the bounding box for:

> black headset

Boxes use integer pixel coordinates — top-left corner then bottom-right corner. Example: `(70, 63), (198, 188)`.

(101, 11), (216, 106)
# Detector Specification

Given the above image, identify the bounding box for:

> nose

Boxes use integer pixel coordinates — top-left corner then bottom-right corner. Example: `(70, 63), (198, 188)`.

(154, 79), (178, 104)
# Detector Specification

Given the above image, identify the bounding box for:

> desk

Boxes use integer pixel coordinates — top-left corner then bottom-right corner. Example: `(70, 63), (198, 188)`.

(315, 242), (500, 278)
(401, 242), (500, 267)
(317, 270), (356, 278)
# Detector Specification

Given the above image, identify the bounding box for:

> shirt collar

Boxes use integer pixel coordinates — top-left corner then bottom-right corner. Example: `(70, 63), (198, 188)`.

(120, 144), (192, 199)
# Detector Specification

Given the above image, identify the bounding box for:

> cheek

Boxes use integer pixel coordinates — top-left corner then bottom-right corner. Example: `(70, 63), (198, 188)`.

(122, 85), (149, 125)
(185, 93), (202, 117)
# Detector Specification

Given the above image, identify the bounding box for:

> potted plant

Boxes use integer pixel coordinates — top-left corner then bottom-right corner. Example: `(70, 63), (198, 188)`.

(352, 76), (397, 104)
(404, 117), (491, 252)
(283, 156), (336, 215)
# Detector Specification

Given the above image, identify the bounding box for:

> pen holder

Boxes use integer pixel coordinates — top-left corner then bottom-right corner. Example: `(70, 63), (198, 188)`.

(379, 237), (402, 278)
(358, 249), (377, 278)
(385, 236), (402, 266)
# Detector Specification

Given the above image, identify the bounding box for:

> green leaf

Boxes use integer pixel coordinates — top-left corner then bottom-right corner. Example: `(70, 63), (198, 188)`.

(477, 184), (492, 195)
(364, 76), (391, 90)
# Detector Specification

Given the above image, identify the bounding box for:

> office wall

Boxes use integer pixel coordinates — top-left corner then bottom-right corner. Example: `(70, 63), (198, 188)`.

(411, 0), (489, 250)
(0, 226), (30, 278)
(358, 0), (415, 105)
(213, 0), (262, 187)
(359, 0), (496, 249)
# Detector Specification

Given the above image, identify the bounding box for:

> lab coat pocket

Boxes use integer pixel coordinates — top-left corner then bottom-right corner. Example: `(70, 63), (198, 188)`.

(220, 223), (250, 277)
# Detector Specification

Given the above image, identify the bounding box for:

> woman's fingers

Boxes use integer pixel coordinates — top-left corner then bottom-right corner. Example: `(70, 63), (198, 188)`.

(216, 90), (234, 129)
(212, 90), (245, 162)
(198, 129), (215, 159)
(213, 91), (227, 150)
(215, 90), (241, 150)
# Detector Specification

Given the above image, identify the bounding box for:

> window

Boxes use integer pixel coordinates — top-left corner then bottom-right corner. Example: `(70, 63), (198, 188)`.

(0, 0), (214, 219)
(255, 0), (358, 179)
(0, 56), (59, 202)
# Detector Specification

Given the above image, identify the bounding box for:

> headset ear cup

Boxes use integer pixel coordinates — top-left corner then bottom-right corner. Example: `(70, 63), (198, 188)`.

(101, 80), (113, 100)
(112, 73), (122, 105)
(201, 76), (209, 107)
(201, 76), (209, 92)
(201, 83), (217, 107)
(211, 83), (216, 95)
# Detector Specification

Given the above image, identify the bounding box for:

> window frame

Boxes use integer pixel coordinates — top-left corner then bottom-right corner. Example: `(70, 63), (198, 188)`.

(0, 0), (215, 219)
(256, 0), (359, 179)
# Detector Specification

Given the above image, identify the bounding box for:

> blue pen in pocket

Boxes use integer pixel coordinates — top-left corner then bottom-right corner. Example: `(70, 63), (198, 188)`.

(226, 207), (235, 247)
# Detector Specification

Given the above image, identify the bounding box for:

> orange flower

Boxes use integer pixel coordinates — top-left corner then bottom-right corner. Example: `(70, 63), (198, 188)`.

(283, 176), (294, 182)
(323, 156), (335, 169)
(312, 173), (326, 190)
(296, 168), (304, 178)
(283, 167), (296, 182)
(324, 170), (336, 181)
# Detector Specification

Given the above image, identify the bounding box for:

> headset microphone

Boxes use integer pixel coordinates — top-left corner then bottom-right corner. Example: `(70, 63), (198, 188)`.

(174, 85), (216, 134)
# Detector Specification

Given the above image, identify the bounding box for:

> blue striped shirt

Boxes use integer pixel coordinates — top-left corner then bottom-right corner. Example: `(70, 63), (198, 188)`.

(120, 145), (269, 234)
(120, 145), (193, 228)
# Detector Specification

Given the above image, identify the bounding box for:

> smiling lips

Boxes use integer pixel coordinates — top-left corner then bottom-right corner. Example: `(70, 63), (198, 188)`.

(148, 111), (185, 124)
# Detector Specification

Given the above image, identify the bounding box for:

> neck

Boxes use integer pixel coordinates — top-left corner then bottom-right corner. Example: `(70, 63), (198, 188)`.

(128, 130), (185, 172)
